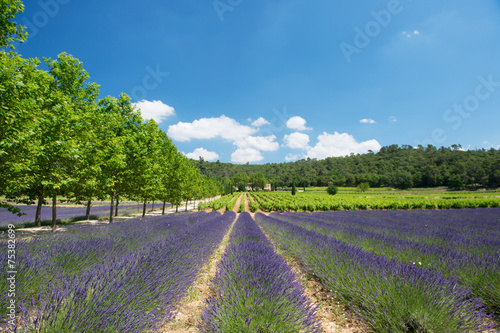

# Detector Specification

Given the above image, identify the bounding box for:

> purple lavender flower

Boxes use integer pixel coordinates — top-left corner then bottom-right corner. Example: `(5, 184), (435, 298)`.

(200, 212), (321, 333)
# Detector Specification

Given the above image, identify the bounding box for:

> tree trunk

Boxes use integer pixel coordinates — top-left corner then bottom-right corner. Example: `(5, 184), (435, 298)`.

(152, 200), (155, 212)
(176, 205), (178, 213)
(185, 200), (188, 212)
(193, 200), (196, 209)
(142, 200), (147, 217)
(51, 192), (57, 232)
(35, 185), (44, 227)
(115, 196), (119, 217)
(85, 199), (92, 220)
(109, 191), (115, 223)
(162, 200), (166, 215)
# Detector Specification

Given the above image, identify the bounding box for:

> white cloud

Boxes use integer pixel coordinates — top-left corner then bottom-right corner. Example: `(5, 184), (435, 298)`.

(360, 118), (376, 124)
(251, 117), (270, 127)
(286, 116), (311, 131)
(306, 132), (381, 159)
(184, 148), (219, 161)
(231, 148), (263, 163)
(234, 135), (279, 152)
(283, 132), (310, 150)
(457, 145), (472, 152)
(402, 30), (421, 38)
(389, 116), (398, 122)
(167, 115), (257, 142)
(285, 153), (301, 162)
(134, 100), (175, 123)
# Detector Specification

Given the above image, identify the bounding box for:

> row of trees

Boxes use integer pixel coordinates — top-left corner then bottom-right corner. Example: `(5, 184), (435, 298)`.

(0, 1), (222, 230)
(195, 145), (500, 190)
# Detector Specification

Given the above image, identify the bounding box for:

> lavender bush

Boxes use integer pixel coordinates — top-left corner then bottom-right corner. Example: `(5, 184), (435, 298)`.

(256, 213), (493, 332)
(272, 209), (500, 317)
(0, 211), (234, 332)
(200, 212), (320, 333)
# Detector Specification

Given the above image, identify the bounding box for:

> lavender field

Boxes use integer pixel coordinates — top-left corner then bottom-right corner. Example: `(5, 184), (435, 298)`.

(1, 208), (499, 332)
(0, 203), (163, 227)
(257, 208), (500, 332)
(1, 211), (234, 332)
(200, 212), (320, 332)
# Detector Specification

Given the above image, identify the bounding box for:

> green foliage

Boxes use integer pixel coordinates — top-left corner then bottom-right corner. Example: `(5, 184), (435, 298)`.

(231, 172), (249, 191)
(194, 145), (500, 190)
(249, 172), (267, 191)
(238, 194), (245, 213)
(225, 194), (240, 211)
(448, 174), (466, 190)
(0, 45), (216, 222)
(0, 0), (27, 49)
(248, 194), (259, 212)
(291, 182), (297, 196)
(357, 182), (370, 192)
(198, 193), (239, 211)
(393, 171), (413, 190)
(327, 184), (338, 195)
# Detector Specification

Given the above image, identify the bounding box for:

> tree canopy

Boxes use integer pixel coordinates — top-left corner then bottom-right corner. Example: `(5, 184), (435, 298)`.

(0, 2), (221, 227)
(192, 145), (500, 190)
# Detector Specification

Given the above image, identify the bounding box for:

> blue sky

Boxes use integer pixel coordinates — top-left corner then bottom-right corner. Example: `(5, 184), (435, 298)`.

(14, 0), (500, 164)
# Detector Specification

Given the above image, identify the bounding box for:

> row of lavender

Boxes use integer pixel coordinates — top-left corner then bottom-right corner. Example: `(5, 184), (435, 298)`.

(1, 211), (235, 332)
(200, 212), (321, 333)
(0, 203), (162, 227)
(272, 209), (500, 317)
(256, 212), (495, 332)
(305, 209), (500, 253)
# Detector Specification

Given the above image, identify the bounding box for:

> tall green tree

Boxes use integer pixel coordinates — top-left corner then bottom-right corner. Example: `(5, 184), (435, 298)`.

(44, 53), (100, 229)
(232, 172), (249, 191)
(0, 53), (43, 216)
(0, 0), (26, 49)
(128, 119), (164, 217)
(97, 93), (142, 222)
(155, 131), (179, 214)
(249, 173), (267, 191)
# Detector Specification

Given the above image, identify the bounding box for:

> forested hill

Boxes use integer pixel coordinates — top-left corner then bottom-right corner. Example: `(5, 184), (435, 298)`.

(193, 145), (500, 190)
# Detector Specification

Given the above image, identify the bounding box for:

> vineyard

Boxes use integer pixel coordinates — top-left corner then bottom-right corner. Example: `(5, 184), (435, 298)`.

(199, 190), (500, 212)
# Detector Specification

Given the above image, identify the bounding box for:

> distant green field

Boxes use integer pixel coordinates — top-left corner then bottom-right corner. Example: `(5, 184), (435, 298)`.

(251, 190), (500, 212)
(304, 186), (450, 192)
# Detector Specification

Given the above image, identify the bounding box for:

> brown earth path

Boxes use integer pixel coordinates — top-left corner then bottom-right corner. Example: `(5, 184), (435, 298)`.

(161, 193), (362, 333)
(250, 205), (364, 333)
(244, 192), (251, 212)
(159, 215), (238, 332)
(160, 193), (240, 332)
(232, 193), (243, 213)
